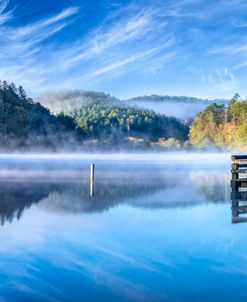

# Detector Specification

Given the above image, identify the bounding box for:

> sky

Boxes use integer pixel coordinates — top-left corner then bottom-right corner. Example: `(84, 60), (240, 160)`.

(0, 0), (246, 99)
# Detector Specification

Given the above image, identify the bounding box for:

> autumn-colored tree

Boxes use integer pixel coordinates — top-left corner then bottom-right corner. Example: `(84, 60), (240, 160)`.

(190, 95), (247, 150)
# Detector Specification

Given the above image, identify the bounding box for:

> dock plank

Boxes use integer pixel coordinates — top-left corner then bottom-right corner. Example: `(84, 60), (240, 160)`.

(232, 169), (247, 173)
(232, 155), (247, 160)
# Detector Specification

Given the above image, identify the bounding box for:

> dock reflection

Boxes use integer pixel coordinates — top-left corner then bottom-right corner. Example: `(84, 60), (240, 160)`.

(231, 192), (247, 224)
(231, 155), (247, 224)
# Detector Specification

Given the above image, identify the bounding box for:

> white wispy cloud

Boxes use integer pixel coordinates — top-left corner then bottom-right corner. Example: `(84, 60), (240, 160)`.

(46, 5), (178, 90)
(63, 7), (167, 67)
(211, 41), (247, 72)
(11, 7), (79, 40)
(3, 7), (79, 50)
(72, 46), (170, 84)
(0, 0), (11, 25)
(215, 68), (234, 81)
(202, 69), (237, 97)
(1, 2), (177, 93)
(0, 2), (80, 91)
(200, 68), (235, 87)
(0, 0), (245, 98)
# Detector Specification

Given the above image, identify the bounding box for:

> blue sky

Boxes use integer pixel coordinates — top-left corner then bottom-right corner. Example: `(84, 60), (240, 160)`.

(0, 0), (246, 99)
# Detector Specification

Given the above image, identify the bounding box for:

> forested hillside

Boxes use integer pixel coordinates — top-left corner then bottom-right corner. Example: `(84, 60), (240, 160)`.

(0, 82), (189, 150)
(189, 94), (247, 150)
(5, 81), (247, 151)
(38, 90), (123, 114)
(38, 90), (189, 143)
(73, 106), (188, 141)
(0, 81), (77, 149)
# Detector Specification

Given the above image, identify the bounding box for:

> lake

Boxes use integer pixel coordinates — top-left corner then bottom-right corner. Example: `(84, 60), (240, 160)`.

(0, 152), (245, 302)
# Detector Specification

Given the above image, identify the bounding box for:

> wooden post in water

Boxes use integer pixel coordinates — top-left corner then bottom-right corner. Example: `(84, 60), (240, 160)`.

(90, 163), (95, 197)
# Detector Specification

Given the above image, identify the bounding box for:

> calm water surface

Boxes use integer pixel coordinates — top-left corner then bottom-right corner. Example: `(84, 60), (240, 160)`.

(0, 153), (245, 302)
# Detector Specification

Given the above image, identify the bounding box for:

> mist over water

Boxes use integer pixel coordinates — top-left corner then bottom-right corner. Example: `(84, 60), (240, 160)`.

(0, 152), (245, 302)
(0, 153), (230, 218)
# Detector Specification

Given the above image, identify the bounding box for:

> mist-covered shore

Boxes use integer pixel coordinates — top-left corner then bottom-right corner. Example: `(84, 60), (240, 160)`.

(0, 151), (231, 160)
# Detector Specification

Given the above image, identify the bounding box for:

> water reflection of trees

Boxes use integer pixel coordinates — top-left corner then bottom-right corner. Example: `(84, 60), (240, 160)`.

(0, 176), (177, 224)
(189, 170), (230, 203)
(0, 182), (52, 225)
(0, 167), (231, 225)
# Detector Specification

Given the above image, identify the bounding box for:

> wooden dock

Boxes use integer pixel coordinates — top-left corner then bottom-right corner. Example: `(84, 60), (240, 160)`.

(231, 155), (247, 223)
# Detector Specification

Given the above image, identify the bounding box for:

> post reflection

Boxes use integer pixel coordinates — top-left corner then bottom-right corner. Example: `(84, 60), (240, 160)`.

(0, 164), (231, 226)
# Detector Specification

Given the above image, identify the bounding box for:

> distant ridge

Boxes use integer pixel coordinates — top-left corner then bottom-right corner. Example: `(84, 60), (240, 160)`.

(124, 95), (229, 104)
(37, 90), (229, 120)
(38, 90), (122, 114)
(38, 91), (229, 112)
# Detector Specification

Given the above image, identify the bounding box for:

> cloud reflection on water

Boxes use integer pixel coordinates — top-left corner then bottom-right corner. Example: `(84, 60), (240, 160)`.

(0, 153), (238, 302)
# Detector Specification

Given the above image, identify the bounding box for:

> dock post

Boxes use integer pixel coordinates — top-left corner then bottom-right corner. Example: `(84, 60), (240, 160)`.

(90, 163), (95, 196)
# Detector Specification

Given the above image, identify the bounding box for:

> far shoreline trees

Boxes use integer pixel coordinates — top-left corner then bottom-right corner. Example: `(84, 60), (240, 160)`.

(6, 80), (247, 151)
(189, 94), (247, 150)
(0, 81), (189, 150)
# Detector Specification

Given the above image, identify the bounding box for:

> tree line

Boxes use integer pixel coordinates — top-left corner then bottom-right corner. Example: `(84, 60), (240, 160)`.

(189, 93), (247, 150)
(0, 81), (77, 149)
(72, 105), (188, 141)
(0, 81), (189, 150)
